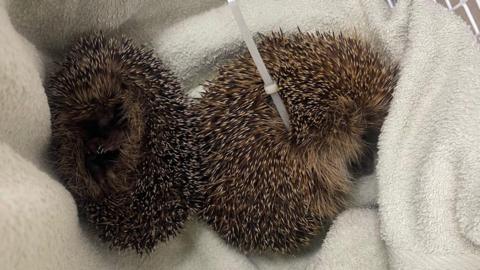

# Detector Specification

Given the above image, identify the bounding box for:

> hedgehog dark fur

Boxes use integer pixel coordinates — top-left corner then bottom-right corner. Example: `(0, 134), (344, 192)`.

(46, 34), (201, 253)
(195, 31), (399, 253)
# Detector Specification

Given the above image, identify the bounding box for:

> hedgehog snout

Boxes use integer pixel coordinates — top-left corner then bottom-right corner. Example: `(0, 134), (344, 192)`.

(81, 102), (130, 197)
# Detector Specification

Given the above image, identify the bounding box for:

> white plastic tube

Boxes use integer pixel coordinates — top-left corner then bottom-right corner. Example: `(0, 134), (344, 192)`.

(386, 0), (395, 8)
(445, 0), (454, 10)
(462, 2), (480, 35)
(227, 0), (291, 130)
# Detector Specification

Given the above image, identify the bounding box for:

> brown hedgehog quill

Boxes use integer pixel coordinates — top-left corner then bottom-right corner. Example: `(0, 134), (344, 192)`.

(195, 31), (399, 253)
(46, 34), (200, 253)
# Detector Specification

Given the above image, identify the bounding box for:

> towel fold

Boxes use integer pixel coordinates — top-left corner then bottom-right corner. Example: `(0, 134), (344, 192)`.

(0, 6), (50, 166)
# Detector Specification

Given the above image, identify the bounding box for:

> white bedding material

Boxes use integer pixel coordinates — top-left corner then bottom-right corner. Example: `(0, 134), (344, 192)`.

(377, 0), (480, 268)
(0, 6), (50, 167)
(1, 0), (479, 269)
(5, 0), (223, 54)
(308, 209), (388, 270)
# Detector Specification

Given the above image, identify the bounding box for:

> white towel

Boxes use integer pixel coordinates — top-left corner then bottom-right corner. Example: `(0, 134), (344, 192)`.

(376, 1), (480, 269)
(308, 209), (388, 270)
(5, 0), (223, 54)
(0, 6), (50, 167)
(1, 0), (480, 269)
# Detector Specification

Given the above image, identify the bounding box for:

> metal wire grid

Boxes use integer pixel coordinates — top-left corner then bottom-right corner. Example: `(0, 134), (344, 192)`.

(386, 0), (480, 39)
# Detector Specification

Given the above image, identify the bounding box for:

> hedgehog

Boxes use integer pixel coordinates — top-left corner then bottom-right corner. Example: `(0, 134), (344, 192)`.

(46, 34), (200, 253)
(195, 31), (399, 253)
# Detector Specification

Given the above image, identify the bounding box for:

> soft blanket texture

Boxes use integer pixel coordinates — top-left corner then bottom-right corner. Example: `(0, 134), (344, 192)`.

(1, 0), (479, 269)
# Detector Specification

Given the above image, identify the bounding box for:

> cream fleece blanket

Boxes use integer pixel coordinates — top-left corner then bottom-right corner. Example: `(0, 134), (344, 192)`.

(1, 0), (479, 269)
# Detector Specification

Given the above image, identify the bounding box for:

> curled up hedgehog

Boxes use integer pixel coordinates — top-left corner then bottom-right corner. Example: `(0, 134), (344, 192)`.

(46, 34), (200, 253)
(195, 31), (399, 253)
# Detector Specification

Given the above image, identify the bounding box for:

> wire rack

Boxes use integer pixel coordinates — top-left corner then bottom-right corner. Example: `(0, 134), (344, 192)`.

(387, 0), (480, 39)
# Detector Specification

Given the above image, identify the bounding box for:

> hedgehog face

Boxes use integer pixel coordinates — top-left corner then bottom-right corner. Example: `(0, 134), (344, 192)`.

(51, 75), (144, 201)
(81, 102), (129, 196)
